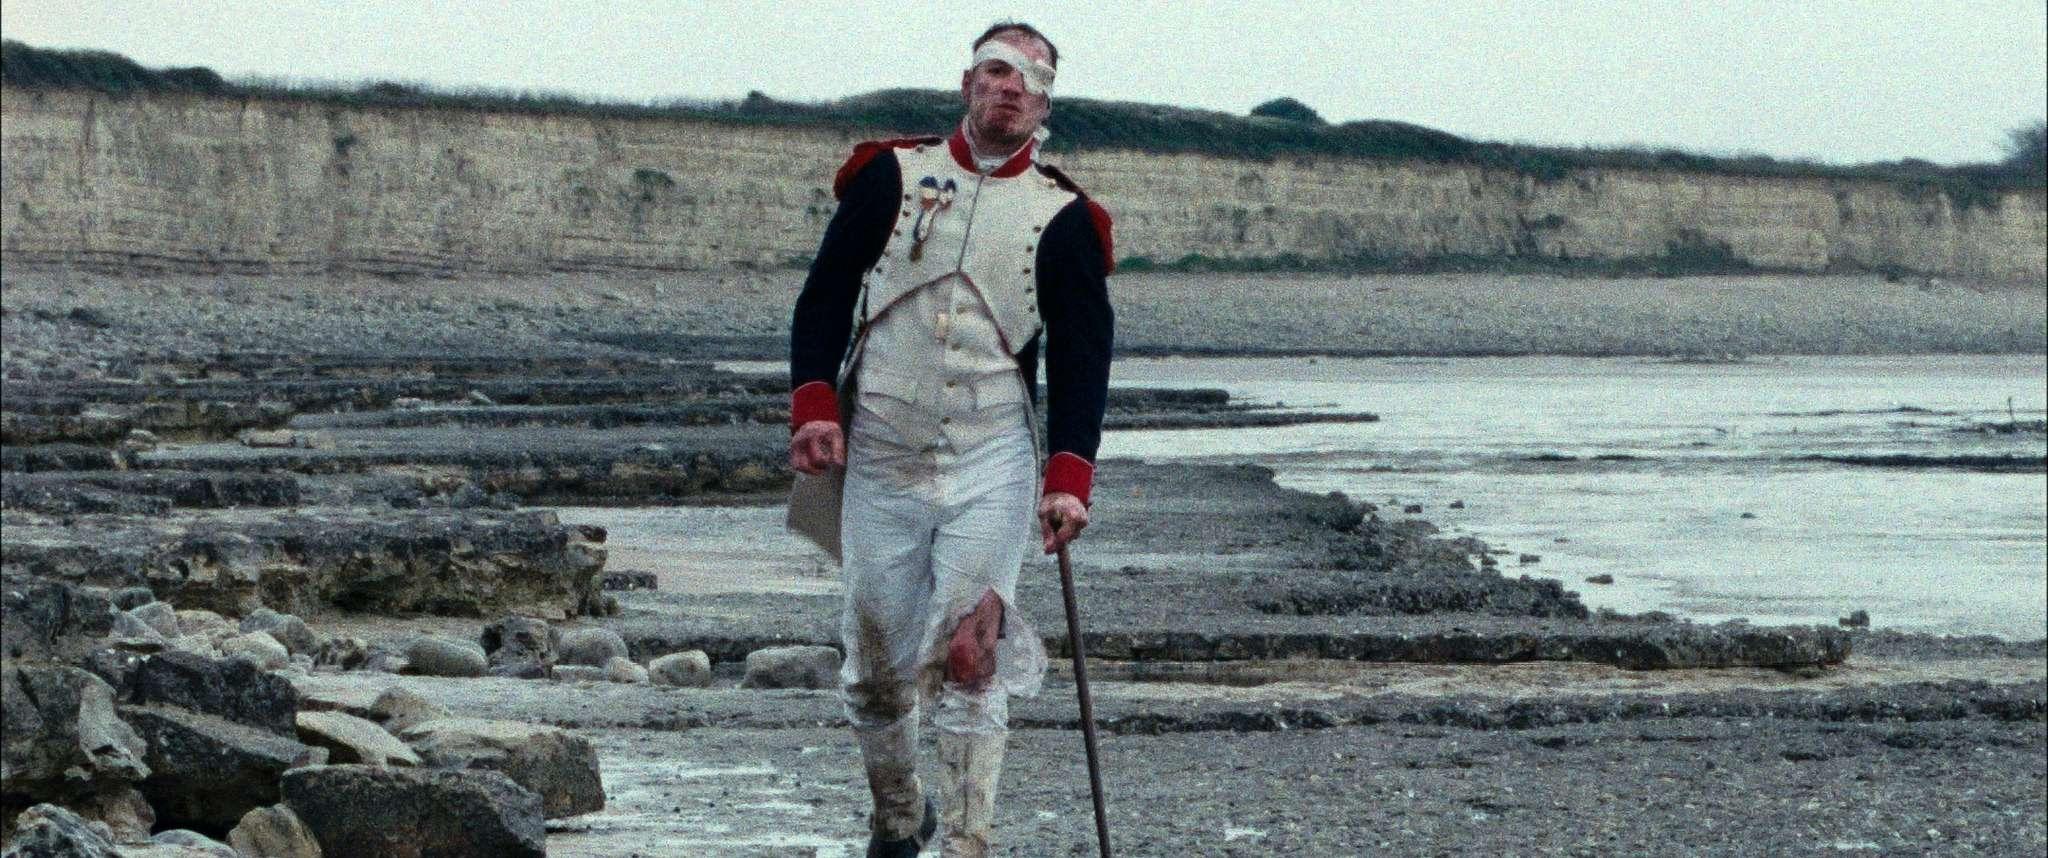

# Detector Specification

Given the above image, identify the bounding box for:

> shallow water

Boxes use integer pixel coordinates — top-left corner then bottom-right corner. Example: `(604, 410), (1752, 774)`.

(1104, 355), (2048, 640)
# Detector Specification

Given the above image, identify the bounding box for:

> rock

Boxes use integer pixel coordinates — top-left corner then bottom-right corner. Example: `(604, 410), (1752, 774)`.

(122, 428), (162, 451)
(397, 718), (604, 819)
(368, 688), (453, 734)
(109, 612), (171, 651)
(1, 575), (115, 662)
(311, 636), (367, 671)
(238, 429), (298, 448)
(401, 637), (486, 678)
(392, 397), (426, 410)
(554, 628), (627, 667)
(171, 610), (233, 638)
(2, 803), (117, 858)
(239, 609), (319, 655)
(479, 616), (556, 679)
(600, 570), (657, 591)
(128, 602), (180, 638)
(740, 645), (841, 690)
(225, 805), (322, 858)
(130, 650), (300, 735)
(648, 650), (712, 688)
(465, 390), (495, 406)
(222, 632), (291, 671)
(0, 665), (151, 805)
(1739, 511), (1757, 519)
(1402, 504), (1424, 514)
(149, 829), (239, 856)
(603, 657), (648, 684)
(295, 711), (420, 767)
(550, 665), (606, 683)
(111, 587), (159, 612)
(122, 705), (322, 833)
(1519, 553), (1541, 564)
(1585, 574), (1616, 585)
(1448, 499), (1466, 509)
(281, 765), (544, 858)
(1840, 609), (1871, 628)
(72, 785), (156, 844)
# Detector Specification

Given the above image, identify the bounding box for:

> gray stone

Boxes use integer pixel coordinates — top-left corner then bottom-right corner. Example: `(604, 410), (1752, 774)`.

(0, 665), (150, 806)
(171, 610), (233, 638)
(1, 575), (115, 663)
(281, 765), (544, 858)
(602, 656), (648, 684)
(648, 650), (713, 688)
(111, 587), (159, 612)
(400, 637), (486, 678)
(108, 612), (170, 652)
(147, 830), (238, 856)
(368, 687), (453, 734)
(2, 803), (117, 858)
(479, 616), (555, 679)
(239, 610), (319, 655)
(294, 711), (419, 767)
(398, 717), (604, 818)
(311, 636), (367, 671)
(70, 785), (156, 844)
(554, 627), (627, 667)
(127, 602), (179, 639)
(221, 632), (290, 672)
(225, 805), (322, 858)
(122, 705), (322, 833)
(740, 645), (841, 690)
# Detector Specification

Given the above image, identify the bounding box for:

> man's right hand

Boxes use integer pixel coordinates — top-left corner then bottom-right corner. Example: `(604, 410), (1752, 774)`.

(789, 421), (845, 475)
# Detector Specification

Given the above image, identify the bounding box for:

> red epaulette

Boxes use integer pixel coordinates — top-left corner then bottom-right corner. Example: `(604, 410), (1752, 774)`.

(1036, 164), (1116, 275)
(833, 136), (943, 200)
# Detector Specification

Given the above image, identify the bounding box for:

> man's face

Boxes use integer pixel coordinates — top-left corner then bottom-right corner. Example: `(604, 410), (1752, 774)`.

(960, 32), (1053, 150)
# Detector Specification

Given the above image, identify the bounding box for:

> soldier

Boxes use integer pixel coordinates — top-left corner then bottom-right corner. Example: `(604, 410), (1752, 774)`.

(785, 21), (1114, 858)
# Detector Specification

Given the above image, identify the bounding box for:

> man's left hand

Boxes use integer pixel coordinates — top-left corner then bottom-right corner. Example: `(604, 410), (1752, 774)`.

(1039, 492), (1088, 555)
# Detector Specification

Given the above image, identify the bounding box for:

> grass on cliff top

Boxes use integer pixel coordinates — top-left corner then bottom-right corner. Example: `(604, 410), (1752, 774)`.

(5, 39), (2041, 206)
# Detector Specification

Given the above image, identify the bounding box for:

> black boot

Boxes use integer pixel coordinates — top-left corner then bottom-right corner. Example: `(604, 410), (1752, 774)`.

(866, 794), (937, 857)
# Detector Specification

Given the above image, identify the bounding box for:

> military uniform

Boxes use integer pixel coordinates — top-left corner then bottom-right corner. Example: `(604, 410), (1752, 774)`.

(787, 127), (1114, 855)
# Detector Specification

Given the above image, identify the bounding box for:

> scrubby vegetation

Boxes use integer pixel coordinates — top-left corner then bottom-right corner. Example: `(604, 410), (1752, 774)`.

(4, 39), (2040, 206)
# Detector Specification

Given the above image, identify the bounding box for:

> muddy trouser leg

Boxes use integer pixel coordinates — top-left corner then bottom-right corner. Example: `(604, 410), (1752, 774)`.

(929, 428), (1036, 858)
(840, 427), (939, 841)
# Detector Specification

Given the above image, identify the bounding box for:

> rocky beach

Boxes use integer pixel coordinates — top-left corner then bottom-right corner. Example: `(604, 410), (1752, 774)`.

(1, 268), (2042, 856)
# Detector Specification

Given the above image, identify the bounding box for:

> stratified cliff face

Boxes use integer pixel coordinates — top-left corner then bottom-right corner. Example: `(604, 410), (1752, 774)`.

(3, 86), (2043, 281)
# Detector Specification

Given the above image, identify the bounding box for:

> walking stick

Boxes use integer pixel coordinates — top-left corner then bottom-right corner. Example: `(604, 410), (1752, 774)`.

(1056, 541), (1113, 858)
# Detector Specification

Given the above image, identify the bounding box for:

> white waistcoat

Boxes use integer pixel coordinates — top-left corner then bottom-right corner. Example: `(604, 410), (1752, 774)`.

(861, 142), (1079, 353)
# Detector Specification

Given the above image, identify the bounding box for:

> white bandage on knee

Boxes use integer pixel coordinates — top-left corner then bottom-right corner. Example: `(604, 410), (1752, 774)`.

(970, 40), (1055, 95)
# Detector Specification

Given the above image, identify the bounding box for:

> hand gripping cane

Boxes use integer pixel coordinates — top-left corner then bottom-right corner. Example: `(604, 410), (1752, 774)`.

(1055, 536), (1114, 857)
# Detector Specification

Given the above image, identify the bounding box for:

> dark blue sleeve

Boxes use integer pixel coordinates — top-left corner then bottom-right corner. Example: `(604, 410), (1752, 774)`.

(789, 152), (900, 390)
(1036, 198), (1115, 462)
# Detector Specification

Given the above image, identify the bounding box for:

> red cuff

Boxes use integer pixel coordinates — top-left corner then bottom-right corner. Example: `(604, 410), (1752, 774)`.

(1042, 452), (1095, 506)
(790, 381), (840, 432)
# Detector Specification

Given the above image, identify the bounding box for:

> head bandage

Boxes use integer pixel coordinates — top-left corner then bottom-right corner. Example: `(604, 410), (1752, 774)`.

(971, 40), (1056, 96)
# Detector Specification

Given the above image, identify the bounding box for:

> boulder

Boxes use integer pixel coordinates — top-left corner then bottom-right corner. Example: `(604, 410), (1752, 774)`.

(479, 616), (556, 679)
(281, 766), (544, 858)
(1, 803), (117, 858)
(128, 602), (180, 639)
(131, 650), (299, 735)
(294, 712), (419, 767)
(111, 587), (159, 611)
(0, 575), (115, 662)
(221, 632), (290, 671)
(368, 688), (452, 734)
(397, 718), (603, 818)
(603, 657), (648, 684)
(70, 785), (156, 844)
(171, 610), (233, 638)
(554, 628), (626, 667)
(148, 829), (239, 856)
(239, 610), (319, 655)
(740, 645), (841, 690)
(108, 612), (171, 652)
(401, 638), (486, 678)
(225, 804), (322, 858)
(122, 705), (322, 833)
(311, 636), (368, 671)
(0, 665), (150, 806)
(648, 650), (713, 688)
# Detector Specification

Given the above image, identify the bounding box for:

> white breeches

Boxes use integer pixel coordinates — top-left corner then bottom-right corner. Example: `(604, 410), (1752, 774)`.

(838, 400), (1047, 737)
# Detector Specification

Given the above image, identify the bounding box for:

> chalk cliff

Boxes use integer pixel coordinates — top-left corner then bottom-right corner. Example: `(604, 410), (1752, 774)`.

(3, 86), (2041, 282)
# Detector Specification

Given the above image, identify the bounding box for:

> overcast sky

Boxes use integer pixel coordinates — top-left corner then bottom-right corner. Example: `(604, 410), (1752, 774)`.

(4, 1), (2044, 165)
